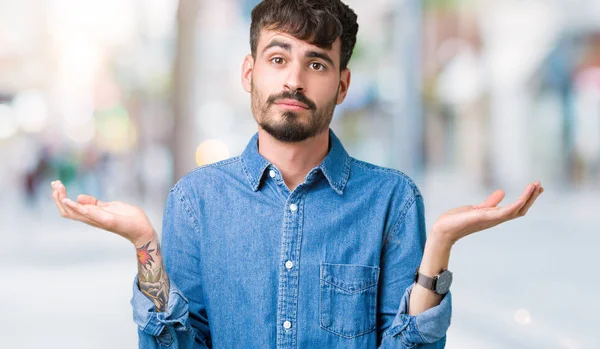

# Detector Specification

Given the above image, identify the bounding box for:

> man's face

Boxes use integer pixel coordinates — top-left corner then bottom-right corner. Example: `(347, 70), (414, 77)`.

(242, 29), (350, 143)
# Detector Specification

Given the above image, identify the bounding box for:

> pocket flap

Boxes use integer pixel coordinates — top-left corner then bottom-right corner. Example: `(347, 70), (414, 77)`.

(320, 263), (380, 293)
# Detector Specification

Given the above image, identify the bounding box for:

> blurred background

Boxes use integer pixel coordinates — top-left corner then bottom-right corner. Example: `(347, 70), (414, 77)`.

(1, 0), (598, 348)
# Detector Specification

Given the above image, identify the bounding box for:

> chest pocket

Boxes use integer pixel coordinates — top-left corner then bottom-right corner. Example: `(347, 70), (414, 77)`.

(319, 262), (380, 338)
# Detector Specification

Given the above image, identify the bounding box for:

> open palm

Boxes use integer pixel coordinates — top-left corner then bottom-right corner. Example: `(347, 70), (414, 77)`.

(51, 180), (155, 245)
(431, 181), (544, 245)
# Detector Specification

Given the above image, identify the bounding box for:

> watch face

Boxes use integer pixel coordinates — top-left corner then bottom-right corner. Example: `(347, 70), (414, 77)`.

(435, 270), (453, 294)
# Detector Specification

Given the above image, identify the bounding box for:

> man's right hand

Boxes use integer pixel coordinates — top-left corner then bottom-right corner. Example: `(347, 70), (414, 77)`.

(50, 180), (156, 246)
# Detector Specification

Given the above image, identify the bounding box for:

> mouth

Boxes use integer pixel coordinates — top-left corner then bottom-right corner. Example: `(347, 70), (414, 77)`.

(274, 99), (310, 111)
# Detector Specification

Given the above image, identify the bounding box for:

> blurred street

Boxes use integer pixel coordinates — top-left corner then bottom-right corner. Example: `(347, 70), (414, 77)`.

(1, 177), (598, 349)
(0, 183), (155, 349)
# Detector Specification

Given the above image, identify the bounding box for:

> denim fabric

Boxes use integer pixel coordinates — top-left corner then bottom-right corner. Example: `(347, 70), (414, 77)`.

(131, 128), (452, 348)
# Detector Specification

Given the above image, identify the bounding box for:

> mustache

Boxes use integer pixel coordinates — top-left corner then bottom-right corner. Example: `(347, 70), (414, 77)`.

(267, 91), (316, 110)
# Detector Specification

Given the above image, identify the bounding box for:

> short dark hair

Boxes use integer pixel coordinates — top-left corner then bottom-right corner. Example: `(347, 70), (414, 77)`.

(250, 0), (359, 71)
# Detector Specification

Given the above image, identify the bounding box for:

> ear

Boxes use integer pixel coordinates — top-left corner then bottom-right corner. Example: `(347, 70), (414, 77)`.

(241, 54), (254, 93)
(336, 68), (351, 105)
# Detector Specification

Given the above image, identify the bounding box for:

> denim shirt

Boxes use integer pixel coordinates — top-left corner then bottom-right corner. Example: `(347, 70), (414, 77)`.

(131, 128), (452, 349)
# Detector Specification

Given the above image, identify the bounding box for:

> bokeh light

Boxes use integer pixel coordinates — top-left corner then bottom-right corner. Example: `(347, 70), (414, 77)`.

(195, 139), (230, 166)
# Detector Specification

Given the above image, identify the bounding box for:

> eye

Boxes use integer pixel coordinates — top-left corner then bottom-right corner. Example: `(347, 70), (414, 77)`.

(270, 57), (285, 65)
(310, 62), (326, 71)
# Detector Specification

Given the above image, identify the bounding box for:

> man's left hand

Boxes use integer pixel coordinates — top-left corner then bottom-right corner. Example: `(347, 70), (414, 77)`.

(430, 181), (544, 246)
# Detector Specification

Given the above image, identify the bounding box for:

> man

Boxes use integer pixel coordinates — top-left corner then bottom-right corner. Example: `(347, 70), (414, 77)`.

(51, 0), (544, 348)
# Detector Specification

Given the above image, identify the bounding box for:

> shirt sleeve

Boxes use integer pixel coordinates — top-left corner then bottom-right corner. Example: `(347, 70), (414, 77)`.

(131, 274), (201, 348)
(130, 183), (212, 348)
(377, 193), (452, 348)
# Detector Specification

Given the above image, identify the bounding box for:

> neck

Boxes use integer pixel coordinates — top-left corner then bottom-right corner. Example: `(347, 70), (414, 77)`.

(257, 127), (330, 192)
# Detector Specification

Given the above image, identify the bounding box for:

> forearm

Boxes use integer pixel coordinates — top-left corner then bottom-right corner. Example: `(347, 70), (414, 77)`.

(135, 233), (171, 312)
(408, 232), (452, 316)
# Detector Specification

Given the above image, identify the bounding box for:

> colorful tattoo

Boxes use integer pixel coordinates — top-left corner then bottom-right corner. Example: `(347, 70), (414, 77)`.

(137, 240), (170, 312)
(137, 241), (156, 269)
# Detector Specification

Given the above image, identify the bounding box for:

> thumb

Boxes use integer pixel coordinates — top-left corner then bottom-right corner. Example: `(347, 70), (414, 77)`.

(77, 194), (109, 207)
(474, 190), (505, 209)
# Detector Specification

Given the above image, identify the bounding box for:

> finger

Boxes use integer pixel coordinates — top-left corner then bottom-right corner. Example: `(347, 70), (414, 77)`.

(518, 185), (543, 216)
(522, 186), (543, 214)
(473, 183), (540, 223)
(485, 183), (536, 223)
(77, 194), (109, 207)
(54, 182), (103, 227)
(51, 181), (69, 217)
(61, 198), (106, 229)
(496, 183), (537, 219)
(62, 198), (116, 229)
(54, 181), (81, 218)
(474, 190), (505, 209)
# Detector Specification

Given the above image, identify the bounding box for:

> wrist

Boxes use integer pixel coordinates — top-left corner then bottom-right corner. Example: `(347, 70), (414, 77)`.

(419, 233), (453, 278)
(429, 228), (456, 249)
(131, 230), (158, 248)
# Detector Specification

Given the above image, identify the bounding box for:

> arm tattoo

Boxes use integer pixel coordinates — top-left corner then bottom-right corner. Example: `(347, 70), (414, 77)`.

(137, 240), (170, 312)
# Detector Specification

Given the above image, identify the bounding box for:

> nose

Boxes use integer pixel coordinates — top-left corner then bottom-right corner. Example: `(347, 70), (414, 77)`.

(283, 62), (305, 93)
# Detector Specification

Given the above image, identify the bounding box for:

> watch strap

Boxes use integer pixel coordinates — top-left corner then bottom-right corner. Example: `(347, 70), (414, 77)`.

(414, 268), (436, 291)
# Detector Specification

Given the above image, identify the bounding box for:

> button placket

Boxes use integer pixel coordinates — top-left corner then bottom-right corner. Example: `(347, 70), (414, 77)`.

(276, 191), (305, 348)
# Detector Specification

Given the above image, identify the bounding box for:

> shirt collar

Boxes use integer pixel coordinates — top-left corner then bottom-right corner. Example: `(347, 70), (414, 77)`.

(240, 128), (351, 195)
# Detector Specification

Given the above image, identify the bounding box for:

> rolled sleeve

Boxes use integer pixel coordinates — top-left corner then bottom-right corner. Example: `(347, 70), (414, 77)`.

(381, 283), (452, 347)
(131, 274), (191, 337)
(131, 275), (202, 348)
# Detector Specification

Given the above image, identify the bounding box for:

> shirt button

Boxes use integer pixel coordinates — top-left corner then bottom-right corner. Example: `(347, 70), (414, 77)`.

(269, 170), (276, 178)
(285, 260), (294, 269)
(289, 203), (298, 212)
(283, 321), (291, 329)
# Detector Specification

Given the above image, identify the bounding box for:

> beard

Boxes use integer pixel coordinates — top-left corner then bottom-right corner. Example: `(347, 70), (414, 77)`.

(251, 82), (339, 143)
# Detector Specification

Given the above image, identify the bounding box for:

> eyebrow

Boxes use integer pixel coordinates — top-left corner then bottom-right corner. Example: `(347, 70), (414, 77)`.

(262, 39), (292, 54)
(262, 39), (336, 68)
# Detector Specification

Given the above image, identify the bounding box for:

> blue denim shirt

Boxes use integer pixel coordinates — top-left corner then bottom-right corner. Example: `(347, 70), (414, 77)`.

(131, 128), (452, 348)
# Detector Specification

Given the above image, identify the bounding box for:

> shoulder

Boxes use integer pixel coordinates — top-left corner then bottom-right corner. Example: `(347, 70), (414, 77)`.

(173, 156), (242, 190)
(348, 157), (422, 198)
(176, 155), (240, 186)
(347, 157), (424, 243)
